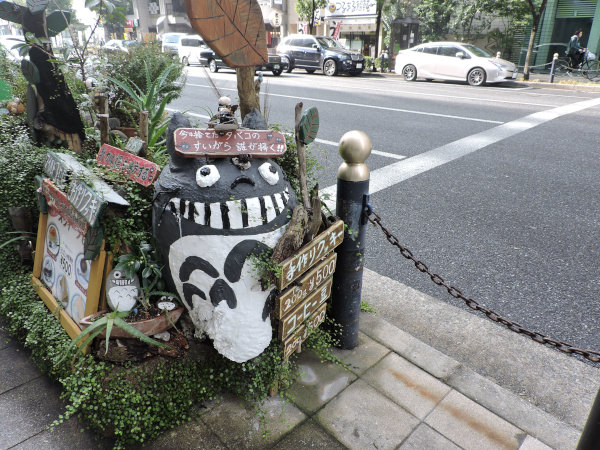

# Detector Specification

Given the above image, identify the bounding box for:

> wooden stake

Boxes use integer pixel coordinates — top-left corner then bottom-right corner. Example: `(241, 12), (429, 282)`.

(294, 102), (310, 207)
(236, 67), (259, 120)
(99, 114), (109, 145)
(139, 110), (149, 157)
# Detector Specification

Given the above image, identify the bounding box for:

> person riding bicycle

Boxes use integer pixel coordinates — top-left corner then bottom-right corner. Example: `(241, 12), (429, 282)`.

(566, 29), (586, 68)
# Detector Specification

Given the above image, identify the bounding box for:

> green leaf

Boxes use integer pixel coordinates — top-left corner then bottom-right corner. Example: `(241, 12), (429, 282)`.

(298, 107), (319, 145)
(0, 2), (26, 22)
(26, 0), (49, 13)
(46, 10), (71, 37)
(112, 317), (171, 348)
(21, 59), (40, 84)
(104, 317), (114, 353)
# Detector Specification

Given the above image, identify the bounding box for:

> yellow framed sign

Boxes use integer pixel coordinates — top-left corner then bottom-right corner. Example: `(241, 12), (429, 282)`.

(32, 183), (106, 341)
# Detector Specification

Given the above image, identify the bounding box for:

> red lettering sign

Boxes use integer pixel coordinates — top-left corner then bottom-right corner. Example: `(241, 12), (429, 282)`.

(174, 128), (287, 158)
(42, 179), (89, 236)
(96, 144), (160, 187)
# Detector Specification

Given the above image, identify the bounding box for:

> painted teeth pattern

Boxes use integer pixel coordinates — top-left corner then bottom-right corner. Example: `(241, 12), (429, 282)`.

(171, 190), (288, 230)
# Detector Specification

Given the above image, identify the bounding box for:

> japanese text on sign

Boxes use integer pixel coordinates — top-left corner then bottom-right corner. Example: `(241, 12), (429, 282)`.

(96, 144), (160, 187)
(42, 179), (89, 236)
(67, 180), (106, 228)
(276, 253), (337, 319)
(279, 278), (332, 341)
(282, 304), (327, 360)
(326, 0), (376, 16)
(277, 219), (344, 290)
(174, 128), (287, 157)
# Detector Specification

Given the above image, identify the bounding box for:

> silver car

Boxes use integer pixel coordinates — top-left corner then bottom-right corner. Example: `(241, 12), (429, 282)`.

(395, 42), (517, 86)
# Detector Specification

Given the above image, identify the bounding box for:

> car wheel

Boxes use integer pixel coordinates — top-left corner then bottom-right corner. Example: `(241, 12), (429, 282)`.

(281, 56), (293, 73)
(402, 64), (417, 81)
(182, 56), (189, 66)
(323, 59), (337, 76)
(305, 68), (316, 74)
(272, 69), (282, 76)
(467, 67), (486, 86)
(209, 59), (218, 73)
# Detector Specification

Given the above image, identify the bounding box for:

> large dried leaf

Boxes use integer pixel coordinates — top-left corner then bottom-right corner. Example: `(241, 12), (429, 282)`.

(185, 0), (267, 67)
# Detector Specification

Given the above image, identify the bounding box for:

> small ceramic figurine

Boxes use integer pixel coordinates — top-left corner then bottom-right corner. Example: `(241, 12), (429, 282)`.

(105, 269), (140, 312)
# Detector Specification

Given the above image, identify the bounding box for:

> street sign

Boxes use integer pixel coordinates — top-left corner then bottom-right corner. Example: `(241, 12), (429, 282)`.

(96, 144), (160, 187)
(282, 303), (327, 360)
(278, 278), (332, 341)
(276, 252), (336, 319)
(174, 128), (287, 158)
(276, 219), (344, 290)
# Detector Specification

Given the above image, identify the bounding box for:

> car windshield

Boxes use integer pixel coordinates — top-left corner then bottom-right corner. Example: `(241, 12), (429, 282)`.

(316, 37), (344, 49)
(462, 44), (491, 57)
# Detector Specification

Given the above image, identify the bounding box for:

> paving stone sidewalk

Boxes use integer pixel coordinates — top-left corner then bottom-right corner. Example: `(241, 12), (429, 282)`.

(2, 268), (596, 449)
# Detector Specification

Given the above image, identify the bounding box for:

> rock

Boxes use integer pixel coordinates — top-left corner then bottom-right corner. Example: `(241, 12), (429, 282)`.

(241, 108), (267, 130)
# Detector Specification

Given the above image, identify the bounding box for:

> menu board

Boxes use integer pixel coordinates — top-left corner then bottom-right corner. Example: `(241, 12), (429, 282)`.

(40, 214), (93, 324)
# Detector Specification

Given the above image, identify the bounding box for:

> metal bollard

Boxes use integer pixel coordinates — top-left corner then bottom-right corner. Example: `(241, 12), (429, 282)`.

(550, 52), (559, 83)
(331, 130), (372, 349)
(496, 52), (501, 58)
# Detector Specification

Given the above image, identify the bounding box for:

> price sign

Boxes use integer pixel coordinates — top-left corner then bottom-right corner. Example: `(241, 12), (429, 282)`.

(282, 303), (327, 360)
(96, 144), (160, 187)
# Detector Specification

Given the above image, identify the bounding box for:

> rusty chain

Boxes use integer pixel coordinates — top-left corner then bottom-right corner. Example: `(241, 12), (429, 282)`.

(366, 208), (600, 363)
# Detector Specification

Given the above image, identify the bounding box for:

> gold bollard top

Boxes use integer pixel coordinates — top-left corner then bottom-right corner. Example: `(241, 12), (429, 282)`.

(337, 130), (372, 182)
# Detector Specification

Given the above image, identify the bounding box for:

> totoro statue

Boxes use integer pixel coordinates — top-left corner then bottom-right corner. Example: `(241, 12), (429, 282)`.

(152, 113), (297, 362)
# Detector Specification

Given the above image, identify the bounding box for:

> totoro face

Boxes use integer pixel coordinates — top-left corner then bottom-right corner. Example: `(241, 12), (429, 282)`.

(152, 113), (297, 362)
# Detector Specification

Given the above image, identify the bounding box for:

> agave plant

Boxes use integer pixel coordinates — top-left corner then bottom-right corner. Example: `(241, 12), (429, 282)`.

(108, 61), (178, 147)
(61, 309), (171, 359)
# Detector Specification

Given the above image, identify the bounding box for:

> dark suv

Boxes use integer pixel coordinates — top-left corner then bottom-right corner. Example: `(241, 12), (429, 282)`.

(276, 34), (365, 76)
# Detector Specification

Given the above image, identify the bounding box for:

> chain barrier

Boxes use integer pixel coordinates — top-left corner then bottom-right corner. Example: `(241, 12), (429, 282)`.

(365, 207), (600, 363)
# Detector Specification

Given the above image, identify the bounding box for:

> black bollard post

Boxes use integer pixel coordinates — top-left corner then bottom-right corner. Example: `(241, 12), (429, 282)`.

(550, 52), (558, 83)
(577, 386), (600, 449)
(331, 130), (372, 349)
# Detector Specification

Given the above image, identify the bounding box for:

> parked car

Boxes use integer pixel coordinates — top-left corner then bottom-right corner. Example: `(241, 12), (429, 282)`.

(178, 35), (207, 66)
(0, 35), (25, 61)
(276, 34), (365, 76)
(395, 42), (517, 86)
(199, 48), (288, 76)
(161, 32), (187, 55)
(102, 39), (137, 53)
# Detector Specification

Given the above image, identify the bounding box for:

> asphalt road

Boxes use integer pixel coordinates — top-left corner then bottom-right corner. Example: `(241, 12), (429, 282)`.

(169, 67), (600, 359)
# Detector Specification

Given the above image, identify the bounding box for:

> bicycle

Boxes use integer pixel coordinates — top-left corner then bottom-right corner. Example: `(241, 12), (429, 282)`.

(554, 49), (600, 82)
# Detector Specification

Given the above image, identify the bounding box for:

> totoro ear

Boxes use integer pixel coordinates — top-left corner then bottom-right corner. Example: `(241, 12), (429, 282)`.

(166, 112), (192, 168)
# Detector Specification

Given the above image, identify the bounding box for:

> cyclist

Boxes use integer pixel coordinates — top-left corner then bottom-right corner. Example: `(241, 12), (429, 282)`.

(566, 29), (586, 68)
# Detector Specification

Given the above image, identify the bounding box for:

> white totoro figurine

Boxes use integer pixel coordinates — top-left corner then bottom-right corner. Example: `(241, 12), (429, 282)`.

(105, 269), (140, 312)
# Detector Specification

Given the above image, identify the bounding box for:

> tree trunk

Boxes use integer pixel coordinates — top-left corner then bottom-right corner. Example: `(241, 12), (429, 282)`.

(373, 7), (382, 72)
(236, 66), (259, 120)
(523, 22), (538, 81)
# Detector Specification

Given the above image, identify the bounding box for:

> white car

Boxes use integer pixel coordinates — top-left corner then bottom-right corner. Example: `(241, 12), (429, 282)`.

(395, 42), (517, 86)
(161, 32), (187, 55)
(102, 39), (136, 53)
(177, 34), (207, 65)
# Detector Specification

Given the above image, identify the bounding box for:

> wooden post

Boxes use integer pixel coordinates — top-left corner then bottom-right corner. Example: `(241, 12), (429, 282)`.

(139, 110), (149, 157)
(99, 114), (109, 145)
(236, 67), (259, 120)
(97, 94), (108, 115)
(294, 102), (310, 207)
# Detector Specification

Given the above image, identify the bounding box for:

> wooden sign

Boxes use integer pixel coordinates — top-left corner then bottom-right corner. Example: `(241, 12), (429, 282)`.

(277, 219), (344, 290)
(282, 303), (327, 360)
(278, 278), (332, 341)
(298, 107), (319, 145)
(96, 144), (160, 187)
(174, 128), (286, 158)
(42, 179), (89, 236)
(276, 252), (336, 319)
(44, 151), (70, 190)
(67, 179), (107, 228)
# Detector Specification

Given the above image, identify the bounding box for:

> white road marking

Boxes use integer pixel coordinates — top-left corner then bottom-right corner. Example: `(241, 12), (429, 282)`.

(185, 83), (503, 124)
(320, 97), (600, 210)
(315, 138), (405, 160)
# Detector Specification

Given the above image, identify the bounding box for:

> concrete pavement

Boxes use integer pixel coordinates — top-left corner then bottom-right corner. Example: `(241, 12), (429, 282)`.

(2, 266), (598, 449)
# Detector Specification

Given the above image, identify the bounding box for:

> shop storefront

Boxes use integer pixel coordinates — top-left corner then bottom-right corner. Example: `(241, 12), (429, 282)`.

(323, 0), (378, 56)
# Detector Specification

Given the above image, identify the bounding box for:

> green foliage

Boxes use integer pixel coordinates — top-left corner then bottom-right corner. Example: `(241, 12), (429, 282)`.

(295, 0), (328, 33)
(0, 47), (28, 101)
(415, 0), (458, 42)
(360, 301), (376, 313)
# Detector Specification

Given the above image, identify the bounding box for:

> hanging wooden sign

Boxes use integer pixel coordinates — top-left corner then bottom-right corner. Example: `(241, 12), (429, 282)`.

(174, 128), (287, 158)
(276, 219), (344, 290)
(276, 252), (337, 319)
(282, 303), (327, 360)
(67, 179), (107, 228)
(96, 144), (160, 187)
(42, 179), (89, 236)
(278, 278), (332, 341)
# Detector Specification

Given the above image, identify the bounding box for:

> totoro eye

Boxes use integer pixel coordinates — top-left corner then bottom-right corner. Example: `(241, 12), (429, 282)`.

(113, 271), (122, 279)
(258, 162), (279, 185)
(196, 165), (220, 187)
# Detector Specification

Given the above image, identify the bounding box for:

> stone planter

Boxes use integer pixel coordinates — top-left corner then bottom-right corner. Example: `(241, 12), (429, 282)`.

(79, 307), (184, 338)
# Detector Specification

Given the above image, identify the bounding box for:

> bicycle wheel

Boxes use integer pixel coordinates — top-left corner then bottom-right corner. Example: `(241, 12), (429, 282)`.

(552, 57), (572, 77)
(582, 60), (600, 82)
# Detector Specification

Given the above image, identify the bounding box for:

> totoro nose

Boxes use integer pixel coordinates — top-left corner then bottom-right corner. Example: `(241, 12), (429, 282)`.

(209, 279), (237, 309)
(231, 176), (256, 189)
